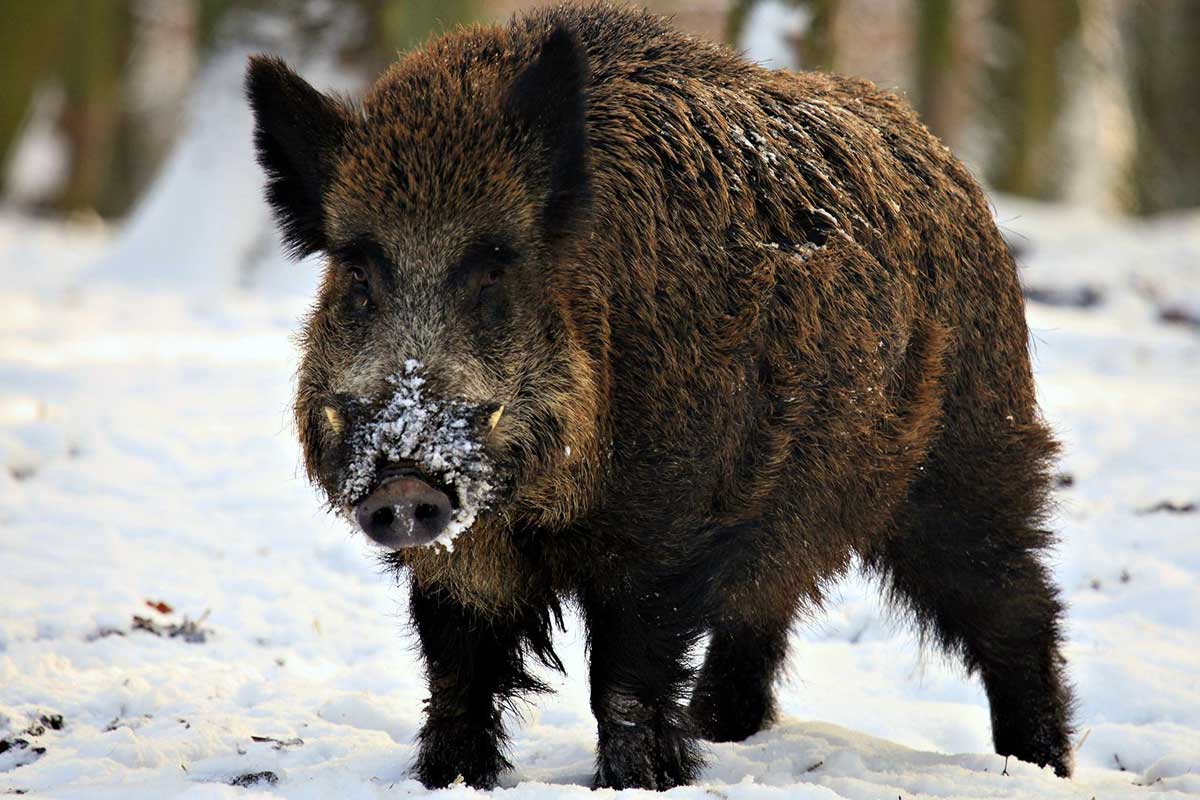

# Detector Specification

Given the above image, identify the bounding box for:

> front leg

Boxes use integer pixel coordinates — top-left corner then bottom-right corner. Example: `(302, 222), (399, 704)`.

(581, 584), (706, 790)
(409, 582), (553, 789)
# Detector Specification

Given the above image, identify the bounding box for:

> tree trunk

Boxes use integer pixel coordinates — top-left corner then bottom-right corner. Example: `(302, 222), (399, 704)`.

(914, 0), (956, 142)
(985, 0), (1081, 200)
(54, 1), (133, 215)
(1125, 0), (1200, 214)
(0, 1), (72, 203)
(790, 0), (840, 71)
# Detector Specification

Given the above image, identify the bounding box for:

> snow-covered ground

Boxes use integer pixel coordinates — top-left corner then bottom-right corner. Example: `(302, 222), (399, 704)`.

(2, 191), (1198, 799)
(2, 26), (1199, 796)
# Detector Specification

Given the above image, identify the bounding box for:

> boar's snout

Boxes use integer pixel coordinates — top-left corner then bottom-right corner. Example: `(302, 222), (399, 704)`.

(354, 473), (453, 549)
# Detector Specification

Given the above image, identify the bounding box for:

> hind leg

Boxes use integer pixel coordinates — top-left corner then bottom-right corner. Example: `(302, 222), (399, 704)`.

(866, 435), (1075, 776)
(689, 615), (790, 742)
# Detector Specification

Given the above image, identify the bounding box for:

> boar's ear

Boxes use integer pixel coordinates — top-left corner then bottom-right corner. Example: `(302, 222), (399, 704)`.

(506, 26), (591, 239)
(245, 55), (351, 259)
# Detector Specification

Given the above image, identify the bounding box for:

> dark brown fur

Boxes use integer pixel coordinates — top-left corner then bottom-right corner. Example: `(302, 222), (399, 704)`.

(248, 2), (1074, 789)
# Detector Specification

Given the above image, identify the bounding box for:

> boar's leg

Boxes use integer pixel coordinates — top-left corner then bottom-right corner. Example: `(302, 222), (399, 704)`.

(689, 616), (790, 742)
(865, 436), (1075, 778)
(581, 586), (706, 790)
(409, 582), (559, 789)
(873, 538), (1074, 777)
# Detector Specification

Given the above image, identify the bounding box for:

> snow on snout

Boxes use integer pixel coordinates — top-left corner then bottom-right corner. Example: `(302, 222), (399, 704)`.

(339, 359), (495, 550)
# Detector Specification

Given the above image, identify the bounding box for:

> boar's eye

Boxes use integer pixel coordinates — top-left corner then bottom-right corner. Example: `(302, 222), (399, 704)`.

(480, 261), (502, 290)
(457, 239), (517, 308)
(478, 249), (508, 296)
(342, 261), (370, 309)
(330, 240), (380, 311)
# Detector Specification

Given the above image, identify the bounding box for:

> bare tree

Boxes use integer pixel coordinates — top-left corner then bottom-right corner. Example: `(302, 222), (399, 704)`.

(984, 0), (1082, 200)
(1124, 0), (1200, 214)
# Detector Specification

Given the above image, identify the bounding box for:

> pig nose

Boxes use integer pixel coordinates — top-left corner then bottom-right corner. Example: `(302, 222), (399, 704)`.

(353, 476), (453, 548)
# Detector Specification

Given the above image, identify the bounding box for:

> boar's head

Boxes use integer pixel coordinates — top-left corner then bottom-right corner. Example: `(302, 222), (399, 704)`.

(247, 27), (603, 551)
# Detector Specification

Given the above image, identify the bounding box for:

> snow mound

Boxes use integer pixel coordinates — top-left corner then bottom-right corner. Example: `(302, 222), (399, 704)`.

(84, 6), (363, 297)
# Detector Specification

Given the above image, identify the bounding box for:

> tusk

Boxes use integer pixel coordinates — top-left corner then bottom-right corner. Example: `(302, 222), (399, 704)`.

(487, 404), (505, 433)
(323, 405), (344, 434)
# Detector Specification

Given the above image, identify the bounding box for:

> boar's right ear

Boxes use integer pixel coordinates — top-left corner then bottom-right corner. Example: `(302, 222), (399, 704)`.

(506, 26), (591, 240)
(245, 55), (351, 259)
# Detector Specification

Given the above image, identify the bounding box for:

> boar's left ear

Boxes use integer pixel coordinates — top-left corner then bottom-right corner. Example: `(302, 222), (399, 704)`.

(506, 26), (591, 240)
(245, 55), (352, 259)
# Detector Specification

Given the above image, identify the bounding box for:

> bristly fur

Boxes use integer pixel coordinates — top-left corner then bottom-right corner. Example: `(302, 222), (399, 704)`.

(249, 1), (1075, 790)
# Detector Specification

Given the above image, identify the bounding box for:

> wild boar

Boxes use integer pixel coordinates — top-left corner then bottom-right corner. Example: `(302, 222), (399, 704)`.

(246, 3), (1074, 790)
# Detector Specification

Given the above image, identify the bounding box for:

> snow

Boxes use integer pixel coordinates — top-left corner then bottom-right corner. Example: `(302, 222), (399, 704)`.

(82, 4), (361, 296)
(1, 28), (1199, 800)
(2, 84), (70, 208)
(2, 187), (1198, 799)
(739, 0), (809, 71)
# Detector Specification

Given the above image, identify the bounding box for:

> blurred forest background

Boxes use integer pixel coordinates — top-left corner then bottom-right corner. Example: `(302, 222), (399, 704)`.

(1, 0), (1197, 222)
